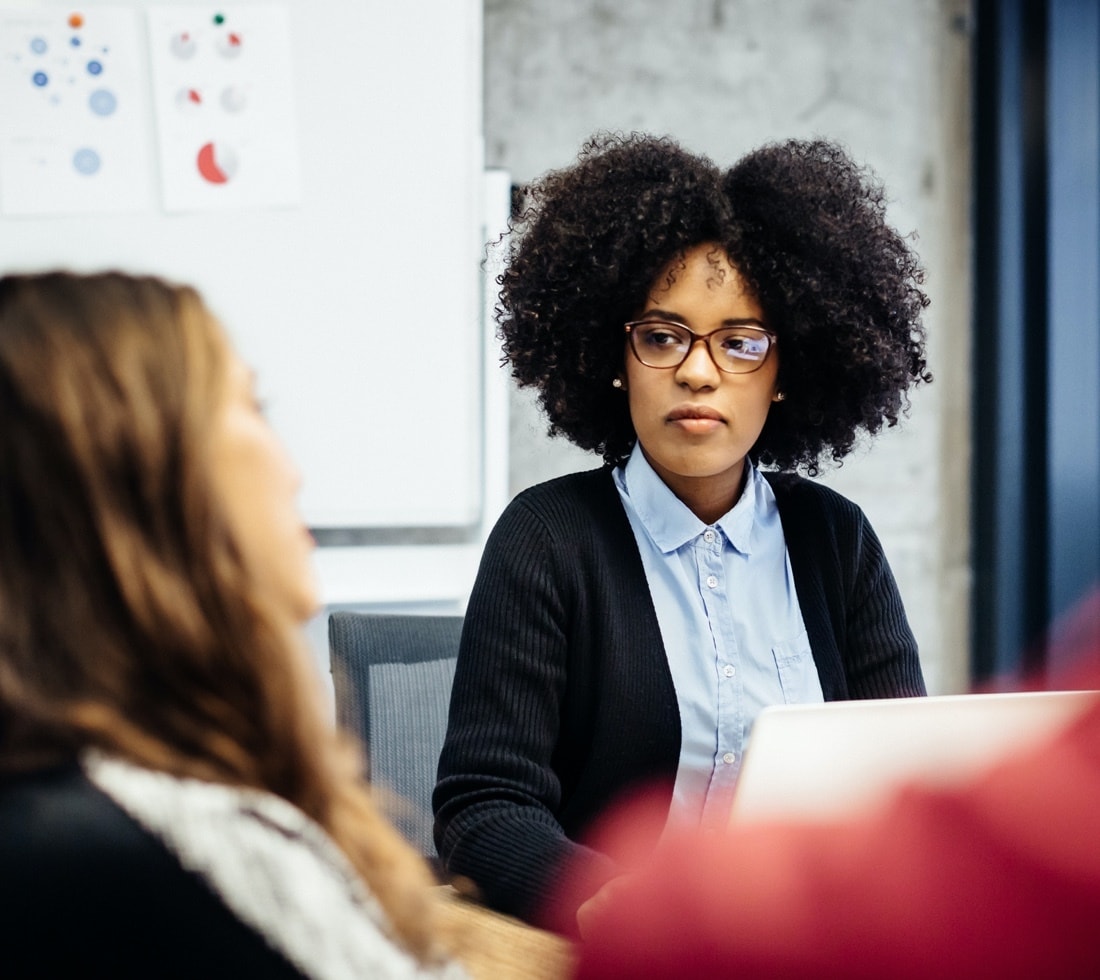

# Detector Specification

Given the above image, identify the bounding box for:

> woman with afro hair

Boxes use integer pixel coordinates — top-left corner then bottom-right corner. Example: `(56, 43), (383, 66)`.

(433, 133), (931, 935)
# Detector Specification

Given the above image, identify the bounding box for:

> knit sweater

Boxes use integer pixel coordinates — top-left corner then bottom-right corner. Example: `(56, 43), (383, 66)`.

(433, 467), (925, 932)
(1, 756), (464, 979)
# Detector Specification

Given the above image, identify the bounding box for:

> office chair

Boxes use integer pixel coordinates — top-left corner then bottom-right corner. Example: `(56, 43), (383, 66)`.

(328, 612), (462, 864)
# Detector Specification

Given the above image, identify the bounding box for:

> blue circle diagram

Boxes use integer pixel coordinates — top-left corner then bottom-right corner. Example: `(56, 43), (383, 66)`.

(73, 148), (101, 176)
(88, 88), (117, 116)
(32, 71), (48, 87)
(30, 37), (47, 54)
(87, 60), (103, 76)
(71, 36), (82, 47)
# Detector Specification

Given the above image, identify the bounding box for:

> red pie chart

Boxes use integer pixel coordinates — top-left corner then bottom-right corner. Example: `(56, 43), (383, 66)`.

(196, 141), (237, 184)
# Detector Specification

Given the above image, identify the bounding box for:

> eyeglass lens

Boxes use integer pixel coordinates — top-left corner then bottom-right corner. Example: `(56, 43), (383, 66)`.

(630, 321), (771, 373)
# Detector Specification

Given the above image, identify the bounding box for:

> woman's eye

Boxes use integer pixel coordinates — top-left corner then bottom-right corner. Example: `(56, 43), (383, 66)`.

(720, 334), (766, 359)
(642, 326), (685, 348)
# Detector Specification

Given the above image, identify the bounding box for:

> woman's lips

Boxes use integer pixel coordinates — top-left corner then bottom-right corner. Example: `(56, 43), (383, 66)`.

(667, 405), (725, 434)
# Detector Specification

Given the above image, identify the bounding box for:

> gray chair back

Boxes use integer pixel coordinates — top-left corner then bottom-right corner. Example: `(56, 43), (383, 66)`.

(328, 612), (461, 862)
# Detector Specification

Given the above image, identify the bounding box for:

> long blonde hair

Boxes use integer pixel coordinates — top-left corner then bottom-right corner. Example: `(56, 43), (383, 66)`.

(0, 271), (443, 961)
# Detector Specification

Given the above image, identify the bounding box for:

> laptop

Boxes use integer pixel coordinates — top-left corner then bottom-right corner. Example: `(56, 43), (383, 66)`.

(729, 689), (1100, 825)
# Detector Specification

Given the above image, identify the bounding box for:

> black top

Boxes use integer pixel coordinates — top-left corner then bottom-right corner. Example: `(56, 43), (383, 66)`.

(0, 764), (304, 979)
(434, 467), (925, 931)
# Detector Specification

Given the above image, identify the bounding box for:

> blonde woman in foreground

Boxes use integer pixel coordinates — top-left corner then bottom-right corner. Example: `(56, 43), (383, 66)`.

(0, 271), (467, 978)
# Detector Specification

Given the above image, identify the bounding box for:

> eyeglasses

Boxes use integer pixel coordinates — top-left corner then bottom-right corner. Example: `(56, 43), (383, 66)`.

(624, 320), (776, 374)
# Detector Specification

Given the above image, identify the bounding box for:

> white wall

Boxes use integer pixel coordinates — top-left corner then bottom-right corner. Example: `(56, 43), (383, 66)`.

(485, 0), (973, 694)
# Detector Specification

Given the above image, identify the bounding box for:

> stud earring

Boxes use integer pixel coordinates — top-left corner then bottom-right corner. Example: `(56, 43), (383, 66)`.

(774, 391), (786, 402)
(612, 378), (625, 390)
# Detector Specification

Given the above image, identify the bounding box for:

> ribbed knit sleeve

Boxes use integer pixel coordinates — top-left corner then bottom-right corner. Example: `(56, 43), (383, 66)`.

(433, 492), (607, 925)
(433, 470), (680, 933)
(844, 506), (927, 697)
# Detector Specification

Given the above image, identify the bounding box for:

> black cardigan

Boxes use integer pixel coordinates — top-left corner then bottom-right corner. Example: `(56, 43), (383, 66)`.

(433, 467), (925, 931)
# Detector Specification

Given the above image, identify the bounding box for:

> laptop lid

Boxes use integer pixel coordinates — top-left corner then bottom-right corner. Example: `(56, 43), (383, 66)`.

(729, 690), (1100, 825)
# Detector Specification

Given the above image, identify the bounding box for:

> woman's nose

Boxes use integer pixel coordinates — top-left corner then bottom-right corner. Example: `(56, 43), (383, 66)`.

(674, 338), (721, 388)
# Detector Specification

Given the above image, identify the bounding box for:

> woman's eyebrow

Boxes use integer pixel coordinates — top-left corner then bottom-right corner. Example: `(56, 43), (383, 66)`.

(637, 310), (767, 329)
(637, 308), (687, 322)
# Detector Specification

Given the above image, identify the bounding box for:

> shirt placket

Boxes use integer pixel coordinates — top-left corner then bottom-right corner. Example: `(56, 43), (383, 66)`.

(697, 526), (743, 827)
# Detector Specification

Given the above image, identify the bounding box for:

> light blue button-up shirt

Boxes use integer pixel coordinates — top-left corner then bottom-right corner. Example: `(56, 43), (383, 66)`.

(614, 445), (824, 830)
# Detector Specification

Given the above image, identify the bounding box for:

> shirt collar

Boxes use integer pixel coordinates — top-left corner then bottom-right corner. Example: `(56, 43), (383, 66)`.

(618, 445), (761, 555)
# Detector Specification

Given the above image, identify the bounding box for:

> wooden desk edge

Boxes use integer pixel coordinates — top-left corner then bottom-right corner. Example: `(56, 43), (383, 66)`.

(435, 885), (576, 979)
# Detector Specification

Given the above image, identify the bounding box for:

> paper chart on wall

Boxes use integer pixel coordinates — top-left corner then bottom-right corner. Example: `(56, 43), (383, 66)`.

(146, 4), (301, 212)
(0, 6), (153, 216)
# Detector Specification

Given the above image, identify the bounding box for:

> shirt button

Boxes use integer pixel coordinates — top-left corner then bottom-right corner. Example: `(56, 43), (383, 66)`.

(705, 574), (718, 589)
(722, 752), (736, 765)
(703, 529), (715, 543)
(723, 664), (735, 678)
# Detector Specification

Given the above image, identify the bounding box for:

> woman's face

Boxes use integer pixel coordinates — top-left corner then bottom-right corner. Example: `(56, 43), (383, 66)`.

(208, 341), (319, 623)
(624, 243), (780, 519)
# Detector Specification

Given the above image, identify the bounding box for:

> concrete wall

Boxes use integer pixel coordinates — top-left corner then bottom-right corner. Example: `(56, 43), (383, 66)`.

(484, 0), (973, 694)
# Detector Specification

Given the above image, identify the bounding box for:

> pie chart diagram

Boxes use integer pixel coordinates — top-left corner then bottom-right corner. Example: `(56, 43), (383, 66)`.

(175, 87), (203, 112)
(219, 32), (243, 58)
(171, 32), (197, 59)
(196, 141), (237, 184)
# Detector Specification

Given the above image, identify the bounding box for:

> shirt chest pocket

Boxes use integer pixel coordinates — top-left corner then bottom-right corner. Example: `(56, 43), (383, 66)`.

(771, 629), (824, 705)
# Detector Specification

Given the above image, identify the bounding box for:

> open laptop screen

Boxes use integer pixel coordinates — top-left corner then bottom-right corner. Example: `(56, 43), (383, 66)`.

(729, 690), (1100, 825)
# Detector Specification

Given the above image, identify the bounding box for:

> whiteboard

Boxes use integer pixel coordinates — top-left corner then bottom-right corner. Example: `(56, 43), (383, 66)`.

(0, 0), (484, 528)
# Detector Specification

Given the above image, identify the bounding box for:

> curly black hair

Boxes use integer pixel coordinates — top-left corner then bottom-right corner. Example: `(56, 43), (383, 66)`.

(497, 132), (931, 473)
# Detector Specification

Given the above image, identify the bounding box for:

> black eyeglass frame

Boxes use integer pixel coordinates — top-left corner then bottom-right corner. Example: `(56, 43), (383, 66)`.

(623, 320), (778, 375)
